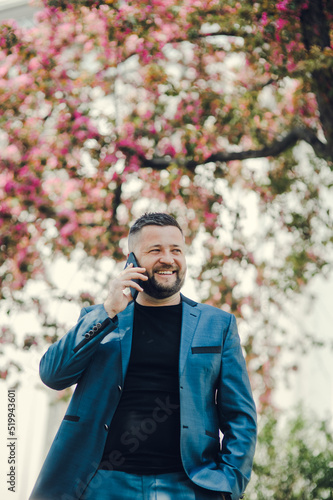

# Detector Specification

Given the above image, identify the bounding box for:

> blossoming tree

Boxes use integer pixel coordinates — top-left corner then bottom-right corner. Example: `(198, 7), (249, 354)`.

(0, 0), (332, 407)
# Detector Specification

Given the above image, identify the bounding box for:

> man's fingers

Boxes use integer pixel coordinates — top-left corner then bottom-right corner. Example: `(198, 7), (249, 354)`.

(122, 270), (148, 282)
(121, 279), (144, 291)
(123, 264), (146, 272)
(104, 265), (148, 317)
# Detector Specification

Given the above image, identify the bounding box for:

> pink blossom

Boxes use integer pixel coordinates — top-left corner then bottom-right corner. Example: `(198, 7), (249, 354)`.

(163, 144), (176, 156)
(276, 18), (288, 31)
(276, 0), (290, 12)
(18, 165), (29, 176)
(28, 57), (41, 71)
(204, 212), (216, 221)
(143, 110), (153, 120)
(286, 60), (297, 72)
(141, 49), (151, 65)
(2, 144), (21, 161)
(261, 12), (269, 26)
(13, 73), (33, 88)
(47, 157), (58, 169)
(60, 222), (77, 237)
(253, 115), (261, 127)
(74, 130), (87, 141)
(4, 180), (16, 194)
(125, 34), (140, 52)
(0, 64), (10, 78)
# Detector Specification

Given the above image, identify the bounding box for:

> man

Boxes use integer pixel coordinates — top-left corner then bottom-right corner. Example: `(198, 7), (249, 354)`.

(30, 212), (257, 500)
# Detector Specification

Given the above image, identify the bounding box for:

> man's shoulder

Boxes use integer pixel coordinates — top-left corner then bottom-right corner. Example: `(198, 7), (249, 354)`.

(182, 295), (233, 319)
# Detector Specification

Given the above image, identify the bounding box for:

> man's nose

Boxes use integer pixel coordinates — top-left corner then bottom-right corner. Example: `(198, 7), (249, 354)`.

(159, 253), (174, 265)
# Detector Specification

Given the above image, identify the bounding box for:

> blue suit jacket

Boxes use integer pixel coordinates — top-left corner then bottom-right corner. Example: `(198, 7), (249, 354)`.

(30, 295), (257, 500)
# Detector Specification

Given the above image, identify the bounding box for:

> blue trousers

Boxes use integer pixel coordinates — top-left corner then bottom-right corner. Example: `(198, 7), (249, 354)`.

(82, 470), (224, 499)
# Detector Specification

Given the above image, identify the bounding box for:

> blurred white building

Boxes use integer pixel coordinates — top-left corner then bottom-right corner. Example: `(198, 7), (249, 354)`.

(0, 0), (40, 25)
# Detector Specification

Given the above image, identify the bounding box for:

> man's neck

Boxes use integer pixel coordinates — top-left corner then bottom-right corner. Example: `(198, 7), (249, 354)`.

(136, 292), (181, 307)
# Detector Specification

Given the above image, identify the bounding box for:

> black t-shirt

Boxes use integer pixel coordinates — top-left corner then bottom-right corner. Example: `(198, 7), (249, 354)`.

(99, 301), (183, 474)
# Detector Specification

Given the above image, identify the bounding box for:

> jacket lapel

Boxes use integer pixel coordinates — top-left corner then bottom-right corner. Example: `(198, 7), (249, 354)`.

(118, 301), (135, 383)
(179, 294), (200, 377)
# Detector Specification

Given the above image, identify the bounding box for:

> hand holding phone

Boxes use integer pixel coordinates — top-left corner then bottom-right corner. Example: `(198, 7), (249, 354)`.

(124, 252), (140, 300)
(103, 253), (147, 318)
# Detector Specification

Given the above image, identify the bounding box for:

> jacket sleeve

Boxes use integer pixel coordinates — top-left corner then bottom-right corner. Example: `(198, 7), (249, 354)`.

(39, 304), (118, 391)
(217, 314), (257, 497)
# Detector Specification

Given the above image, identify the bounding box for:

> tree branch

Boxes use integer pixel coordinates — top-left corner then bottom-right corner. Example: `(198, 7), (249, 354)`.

(174, 30), (246, 43)
(138, 128), (329, 172)
(118, 30), (245, 65)
(300, 0), (333, 157)
(250, 77), (280, 92)
(108, 177), (122, 228)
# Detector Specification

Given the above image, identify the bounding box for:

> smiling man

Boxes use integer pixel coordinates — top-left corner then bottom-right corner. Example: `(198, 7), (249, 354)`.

(30, 212), (257, 500)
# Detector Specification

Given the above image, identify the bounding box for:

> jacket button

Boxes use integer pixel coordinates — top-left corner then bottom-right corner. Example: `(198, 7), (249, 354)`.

(84, 333), (91, 339)
(104, 424), (109, 431)
(96, 323), (102, 328)
(93, 325), (98, 332)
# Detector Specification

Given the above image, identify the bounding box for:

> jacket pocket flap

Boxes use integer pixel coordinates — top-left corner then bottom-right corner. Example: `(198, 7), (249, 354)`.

(63, 415), (80, 422)
(191, 346), (221, 354)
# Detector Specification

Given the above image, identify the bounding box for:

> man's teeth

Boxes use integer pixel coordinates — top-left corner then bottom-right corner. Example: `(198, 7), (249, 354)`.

(157, 271), (174, 274)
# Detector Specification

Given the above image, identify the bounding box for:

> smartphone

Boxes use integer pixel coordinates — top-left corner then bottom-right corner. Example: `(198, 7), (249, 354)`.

(124, 252), (140, 300)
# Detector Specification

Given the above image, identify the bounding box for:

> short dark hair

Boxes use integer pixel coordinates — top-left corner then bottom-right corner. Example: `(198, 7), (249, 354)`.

(129, 212), (183, 237)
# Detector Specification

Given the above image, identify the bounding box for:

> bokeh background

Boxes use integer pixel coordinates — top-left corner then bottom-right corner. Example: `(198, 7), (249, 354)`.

(1, 1), (333, 498)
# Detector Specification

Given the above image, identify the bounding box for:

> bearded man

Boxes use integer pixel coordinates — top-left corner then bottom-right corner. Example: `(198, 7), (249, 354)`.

(30, 212), (257, 500)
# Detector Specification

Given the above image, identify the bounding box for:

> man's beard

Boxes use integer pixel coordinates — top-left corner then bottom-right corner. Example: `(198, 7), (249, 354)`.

(140, 266), (186, 299)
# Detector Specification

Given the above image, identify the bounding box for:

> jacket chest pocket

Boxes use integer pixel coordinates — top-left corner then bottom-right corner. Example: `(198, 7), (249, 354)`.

(190, 345), (222, 378)
(191, 346), (221, 354)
